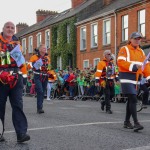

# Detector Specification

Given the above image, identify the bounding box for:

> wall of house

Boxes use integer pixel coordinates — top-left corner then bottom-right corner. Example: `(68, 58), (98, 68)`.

(18, 1), (150, 70)
(76, 15), (116, 70)
(71, 0), (86, 9)
(23, 26), (51, 61)
(76, 1), (150, 70)
(117, 2), (150, 49)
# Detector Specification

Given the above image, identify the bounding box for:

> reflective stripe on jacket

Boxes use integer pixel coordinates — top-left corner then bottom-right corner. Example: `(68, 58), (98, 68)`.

(95, 58), (116, 81)
(0, 34), (27, 77)
(117, 44), (150, 94)
(28, 54), (50, 73)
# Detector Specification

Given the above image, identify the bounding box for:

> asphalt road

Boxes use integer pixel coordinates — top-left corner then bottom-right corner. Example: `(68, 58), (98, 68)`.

(0, 96), (150, 150)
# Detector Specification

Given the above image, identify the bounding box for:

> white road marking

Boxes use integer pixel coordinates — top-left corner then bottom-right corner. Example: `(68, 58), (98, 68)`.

(59, 107), (76, 109)
(123, 146), (150, 150)
(4, 119), (150, 134)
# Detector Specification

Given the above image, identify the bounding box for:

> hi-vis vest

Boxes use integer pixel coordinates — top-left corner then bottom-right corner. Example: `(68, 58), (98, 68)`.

(0, 34), (27, 77)
(117, 44), (150, 94)
(28, 54), (50, 73)
(95, 58), (117, 81)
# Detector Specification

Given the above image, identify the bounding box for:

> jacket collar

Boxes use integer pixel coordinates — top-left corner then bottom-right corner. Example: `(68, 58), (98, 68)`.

(0, 33), (19, 43)
(128, 44), (141, 51)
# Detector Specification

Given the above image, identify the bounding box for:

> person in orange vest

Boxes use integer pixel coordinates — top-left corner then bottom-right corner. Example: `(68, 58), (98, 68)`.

(95, 50), (119, 114)
(47, 69), (57, 100)
(0, 21), (30, 143)
(28, 44), (53, 113)
(117, 32), (150, 132)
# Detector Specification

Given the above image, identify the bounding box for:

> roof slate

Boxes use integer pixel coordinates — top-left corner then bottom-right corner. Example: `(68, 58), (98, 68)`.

(16, 0), (143, 38)
(16, 0), (97, 37)
(76, 0), (143, 24)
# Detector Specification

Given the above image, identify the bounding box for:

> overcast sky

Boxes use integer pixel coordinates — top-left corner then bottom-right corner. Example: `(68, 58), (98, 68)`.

(0, 0), (71, 33)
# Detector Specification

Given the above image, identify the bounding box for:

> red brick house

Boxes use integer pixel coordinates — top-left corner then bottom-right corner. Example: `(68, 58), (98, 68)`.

(16, 10), (58, 61)
(76, 0), (150, 70)
(16, 0), (150, 70)
(16, 0), (101, 69)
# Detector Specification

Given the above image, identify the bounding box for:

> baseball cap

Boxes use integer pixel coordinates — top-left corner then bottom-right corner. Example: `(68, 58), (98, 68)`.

(130, 32), (143, 39)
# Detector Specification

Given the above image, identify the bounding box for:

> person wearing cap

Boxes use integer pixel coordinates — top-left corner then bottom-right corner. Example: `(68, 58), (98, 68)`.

(95, 50), (118, 114)
(117, 32), (150, 131)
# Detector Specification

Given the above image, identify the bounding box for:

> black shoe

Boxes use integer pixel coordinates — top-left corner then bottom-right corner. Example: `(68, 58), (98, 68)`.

(101, 104), (104, 111)
(17, 134), (30, 143)
(101, 101), (105, 111)
(134, 122), (144, 132)
(123, 121), (134, 129)
(37, 109), (44, 114)
(106, 110), (113, 114)
(0, 135), (5, 142)
(142, 105), (147, 109)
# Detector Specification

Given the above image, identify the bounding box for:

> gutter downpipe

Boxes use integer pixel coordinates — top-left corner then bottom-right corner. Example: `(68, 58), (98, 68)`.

(114, 10), (117, 65)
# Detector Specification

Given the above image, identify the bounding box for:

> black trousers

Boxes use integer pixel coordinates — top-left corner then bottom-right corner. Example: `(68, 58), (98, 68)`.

(34, 74), (48, 110)
(125, 94), (138, 123)
(0, 75), (28, 135)
(103, 80), (115, 111)
(140, 84), (149, 105)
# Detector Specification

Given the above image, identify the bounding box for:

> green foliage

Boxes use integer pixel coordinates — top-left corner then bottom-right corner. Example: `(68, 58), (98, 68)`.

(51, 17), (76, 69)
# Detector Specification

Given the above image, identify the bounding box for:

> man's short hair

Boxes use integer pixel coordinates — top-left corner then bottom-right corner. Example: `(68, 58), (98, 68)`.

(103, 50), (111, 57)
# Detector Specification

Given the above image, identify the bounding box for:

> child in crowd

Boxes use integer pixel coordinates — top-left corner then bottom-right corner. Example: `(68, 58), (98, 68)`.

(30, 77), (36, 95)
(114, 81), (121, 102)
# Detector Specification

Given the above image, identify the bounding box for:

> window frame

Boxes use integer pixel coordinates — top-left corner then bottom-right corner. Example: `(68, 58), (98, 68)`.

(36, 32), (42, 47)
(138, 9), (145, 37)
(45, 29), (50, 49)
(103, 19), (111, 45)
(80, 26), (86, 51)
(22, 38), (26, 55)
(122, 15), (128, 41)
(83, 59), (89, 69)
(67, 24), (71, 43)
(28, 36), (33, 53)
(91, 23), (98, 48)
(57, 56), (62, 70)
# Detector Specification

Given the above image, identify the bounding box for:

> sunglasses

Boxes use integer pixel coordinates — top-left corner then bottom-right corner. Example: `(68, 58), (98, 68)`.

(106, 53), (111, 55)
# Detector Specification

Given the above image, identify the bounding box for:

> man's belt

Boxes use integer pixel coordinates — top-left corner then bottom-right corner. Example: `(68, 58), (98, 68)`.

(33, 71), (47, 76)
(0, 68), (19, 73)
(101, 77), (114, 80)
(0, 68), (22, 75)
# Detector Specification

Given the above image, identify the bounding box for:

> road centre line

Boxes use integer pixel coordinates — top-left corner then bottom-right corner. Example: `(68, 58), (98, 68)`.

(5, 120), (150, 134)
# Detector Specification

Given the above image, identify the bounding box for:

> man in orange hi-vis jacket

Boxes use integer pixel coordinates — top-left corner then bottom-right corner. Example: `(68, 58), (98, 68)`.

(117, 32), (150, 132)
(0, 21), (30, 143)
(95, 50), (119, 114)
(28, 44), (53, 114)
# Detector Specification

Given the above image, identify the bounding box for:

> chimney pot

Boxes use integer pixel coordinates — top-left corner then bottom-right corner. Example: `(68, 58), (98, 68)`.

(16, 22), (28, 33)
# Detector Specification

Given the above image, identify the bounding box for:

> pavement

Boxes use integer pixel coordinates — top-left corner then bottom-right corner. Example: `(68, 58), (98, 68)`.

(1, 96), (150, 150)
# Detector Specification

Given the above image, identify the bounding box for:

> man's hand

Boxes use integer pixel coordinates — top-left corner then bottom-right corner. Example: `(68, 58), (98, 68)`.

(95, 82), (99, 86)
(136, 64), (142, 69)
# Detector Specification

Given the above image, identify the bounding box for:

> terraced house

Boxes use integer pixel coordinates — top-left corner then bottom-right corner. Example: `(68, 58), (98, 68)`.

(16, 0), (150, 70)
